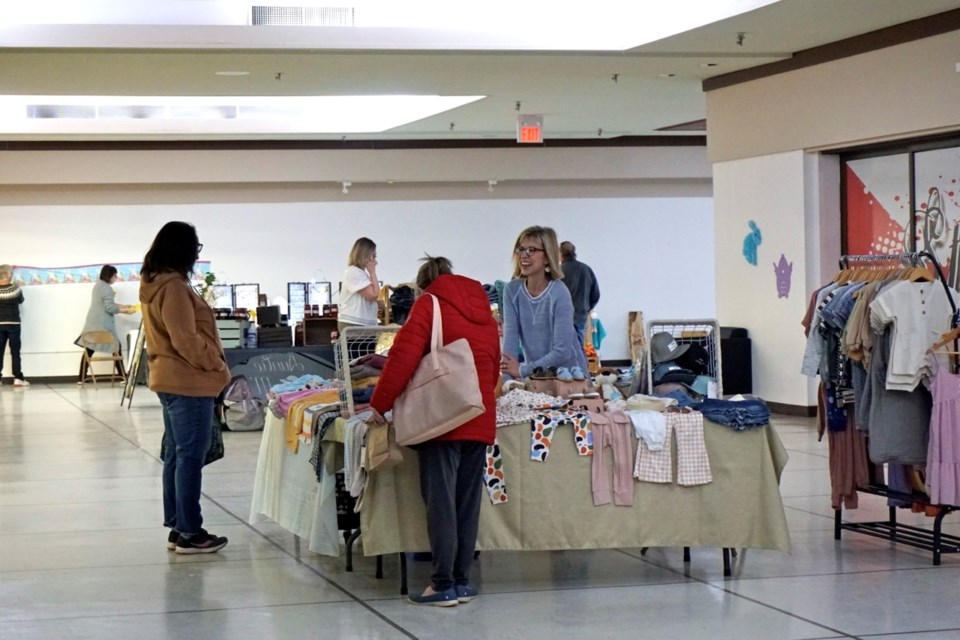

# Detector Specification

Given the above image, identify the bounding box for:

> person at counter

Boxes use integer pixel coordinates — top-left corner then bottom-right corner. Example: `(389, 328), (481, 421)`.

(369, 256), (499, 607)
(75, 264), (137, 382)
(500, 225), (588, 381)
(338, 237), (381, 331)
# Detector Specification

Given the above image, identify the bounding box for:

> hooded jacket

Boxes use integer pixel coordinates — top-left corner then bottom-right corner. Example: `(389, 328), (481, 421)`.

(139, 271), (230, 397)
(370, 274), (500, 444)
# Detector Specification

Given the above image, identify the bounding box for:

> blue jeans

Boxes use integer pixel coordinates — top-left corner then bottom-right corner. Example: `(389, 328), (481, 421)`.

(690, 398), (770, 430)
(158, 393), (214, 536)
(0, 324), (24, 380)
(574, 321), (587, 347)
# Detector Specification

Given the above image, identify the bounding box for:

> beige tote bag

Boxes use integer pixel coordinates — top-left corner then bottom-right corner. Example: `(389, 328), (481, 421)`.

(392, 294), (485, 446)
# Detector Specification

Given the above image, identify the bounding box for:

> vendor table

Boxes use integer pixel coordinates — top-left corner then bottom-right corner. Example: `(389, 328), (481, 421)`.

(250, 412), (791, 578)
(361, 418), (791, 556)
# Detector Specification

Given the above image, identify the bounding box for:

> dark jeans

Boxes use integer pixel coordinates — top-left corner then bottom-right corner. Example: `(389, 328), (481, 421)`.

(690, 398), (770, 430)
(0, 324), (24, 380)
(79, 348), (125, 379)
(417, 440), (486, 592)
(158, 392), (214, 536)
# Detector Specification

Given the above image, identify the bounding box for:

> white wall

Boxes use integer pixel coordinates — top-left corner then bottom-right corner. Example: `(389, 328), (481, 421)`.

(1, 197), (715, 378)
(706, 29), (960, 408)
(706, 29), (960, 163)
(714, 151), (814, 406)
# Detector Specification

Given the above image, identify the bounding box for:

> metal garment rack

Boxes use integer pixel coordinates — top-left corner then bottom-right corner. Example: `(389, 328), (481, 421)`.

(334, 326), (399, 580)
(833, 251), (960, 565)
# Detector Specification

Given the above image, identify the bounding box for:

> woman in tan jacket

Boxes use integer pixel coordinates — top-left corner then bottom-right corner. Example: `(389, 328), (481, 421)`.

(140, 221), (231, 554)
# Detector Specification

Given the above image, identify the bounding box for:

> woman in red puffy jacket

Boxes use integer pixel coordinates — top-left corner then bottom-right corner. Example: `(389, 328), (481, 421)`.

(369, 255), (500, 607)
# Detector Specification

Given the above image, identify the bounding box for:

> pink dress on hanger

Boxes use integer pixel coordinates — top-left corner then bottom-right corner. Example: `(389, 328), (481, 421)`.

(927, 366), (960, 506)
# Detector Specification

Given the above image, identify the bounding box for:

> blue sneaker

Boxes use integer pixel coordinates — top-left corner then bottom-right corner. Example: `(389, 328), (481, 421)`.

(569, 366), (587, 381)
(556, 367), (574, 381)
(407, 587), (458, 607)
(455, 584), (479, 603)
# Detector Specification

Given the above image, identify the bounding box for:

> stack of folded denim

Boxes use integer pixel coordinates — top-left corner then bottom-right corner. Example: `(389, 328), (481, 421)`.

(690, 397), (770, 431)
(656, 389), (699, 408)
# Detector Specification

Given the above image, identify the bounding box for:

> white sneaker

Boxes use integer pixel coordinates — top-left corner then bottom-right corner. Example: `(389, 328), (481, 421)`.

(13, 379), (29, 387)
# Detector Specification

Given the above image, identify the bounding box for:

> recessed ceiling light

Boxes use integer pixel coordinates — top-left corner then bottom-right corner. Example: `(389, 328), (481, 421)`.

(215, 71), (250, 76)
(658, 73), (676, 78)
(701, 63), (718, 67)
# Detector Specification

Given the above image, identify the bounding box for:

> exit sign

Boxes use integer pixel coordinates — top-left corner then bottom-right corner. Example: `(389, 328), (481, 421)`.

(517, 114), (543, 144)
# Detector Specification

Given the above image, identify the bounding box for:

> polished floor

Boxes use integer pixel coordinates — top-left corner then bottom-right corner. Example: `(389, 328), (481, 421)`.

(2, 384), (960, 639)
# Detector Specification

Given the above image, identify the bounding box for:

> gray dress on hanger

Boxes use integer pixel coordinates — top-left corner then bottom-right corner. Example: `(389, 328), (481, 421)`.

(866, 327), (930, 465)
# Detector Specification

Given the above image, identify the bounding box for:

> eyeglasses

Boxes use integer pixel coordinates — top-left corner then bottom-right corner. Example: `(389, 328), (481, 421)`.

(197, 243), (204, 254)
(514, 246), (545, 257)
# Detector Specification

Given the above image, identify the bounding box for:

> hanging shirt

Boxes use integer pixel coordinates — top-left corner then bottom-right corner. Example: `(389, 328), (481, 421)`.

(870, 281), (957, 391)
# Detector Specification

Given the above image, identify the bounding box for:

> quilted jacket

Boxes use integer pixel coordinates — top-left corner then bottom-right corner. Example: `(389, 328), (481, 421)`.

(370, 274), (500, 444)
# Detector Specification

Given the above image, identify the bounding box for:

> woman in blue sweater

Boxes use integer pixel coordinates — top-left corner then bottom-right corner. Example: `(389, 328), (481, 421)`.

(500, 226), (588, 380)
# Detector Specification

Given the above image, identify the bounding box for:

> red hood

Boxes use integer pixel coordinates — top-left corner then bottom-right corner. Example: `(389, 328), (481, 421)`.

(423, 274), (491, 325)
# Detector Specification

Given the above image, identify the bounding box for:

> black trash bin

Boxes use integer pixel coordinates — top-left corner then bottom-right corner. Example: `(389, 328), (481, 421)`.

(720, 326), (752, 395)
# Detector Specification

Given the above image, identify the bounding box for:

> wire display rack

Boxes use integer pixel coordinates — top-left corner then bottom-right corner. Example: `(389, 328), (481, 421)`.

(334, 325), (399, 416)
(645, 319), (723, 398)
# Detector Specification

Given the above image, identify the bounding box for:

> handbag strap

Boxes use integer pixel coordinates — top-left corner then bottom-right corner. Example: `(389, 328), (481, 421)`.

(428, 293), (443, 368)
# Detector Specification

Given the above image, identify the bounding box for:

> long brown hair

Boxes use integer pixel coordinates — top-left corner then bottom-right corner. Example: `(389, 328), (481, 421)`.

(141, 221), (199, 282)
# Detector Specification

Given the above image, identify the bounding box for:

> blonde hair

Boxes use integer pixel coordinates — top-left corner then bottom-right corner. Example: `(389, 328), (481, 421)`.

(0, 264), (13, 278)
(511, 226), (563, 280)
(347, 237), (377, 268)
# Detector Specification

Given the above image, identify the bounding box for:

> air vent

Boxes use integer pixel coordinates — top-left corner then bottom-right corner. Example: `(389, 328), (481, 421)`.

(26, 104), (240, 120)
(97, 105), (166, 120)
(27, 105), (96, 119)
(251, 6), (355, 26)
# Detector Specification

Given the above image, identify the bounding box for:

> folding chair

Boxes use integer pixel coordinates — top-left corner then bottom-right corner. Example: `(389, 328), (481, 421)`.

(79, 330), (126, 387)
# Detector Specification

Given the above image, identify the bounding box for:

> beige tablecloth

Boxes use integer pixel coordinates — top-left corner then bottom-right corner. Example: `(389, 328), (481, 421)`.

(360, 419), (791, 555)
(249, 412), (344, 556)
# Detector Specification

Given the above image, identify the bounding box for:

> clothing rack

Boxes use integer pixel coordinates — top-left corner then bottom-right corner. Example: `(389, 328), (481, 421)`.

(833, 250), (960, 565)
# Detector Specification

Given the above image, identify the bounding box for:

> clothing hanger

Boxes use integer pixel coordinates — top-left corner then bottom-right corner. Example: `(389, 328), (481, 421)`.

(927, 327), (960, 355)
(833, 269), (848, 284)
(904, 266), (935, 282)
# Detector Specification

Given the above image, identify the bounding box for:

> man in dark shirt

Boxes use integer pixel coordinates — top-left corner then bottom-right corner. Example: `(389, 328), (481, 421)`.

(559, 242), (600, 344)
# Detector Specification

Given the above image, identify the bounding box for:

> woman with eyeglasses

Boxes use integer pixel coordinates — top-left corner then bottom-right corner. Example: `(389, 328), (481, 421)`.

(140, 221), (231, 555)
(500, 225), (588, 381)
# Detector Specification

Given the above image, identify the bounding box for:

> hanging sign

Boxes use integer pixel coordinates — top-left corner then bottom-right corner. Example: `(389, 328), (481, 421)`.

(517, 114), (544, 144)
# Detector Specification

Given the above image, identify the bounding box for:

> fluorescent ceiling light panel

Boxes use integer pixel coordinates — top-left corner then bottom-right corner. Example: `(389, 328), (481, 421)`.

(0, 95), (485, 134)
(0, 0), (780, 51)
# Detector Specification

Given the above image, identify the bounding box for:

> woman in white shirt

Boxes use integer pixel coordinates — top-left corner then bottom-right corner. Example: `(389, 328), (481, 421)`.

(338, 237), (381, 330)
